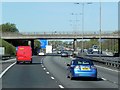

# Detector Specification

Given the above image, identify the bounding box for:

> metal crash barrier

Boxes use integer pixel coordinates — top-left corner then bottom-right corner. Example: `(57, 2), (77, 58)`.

(1, 54), (11, 60)
(77, 56), (120, 69)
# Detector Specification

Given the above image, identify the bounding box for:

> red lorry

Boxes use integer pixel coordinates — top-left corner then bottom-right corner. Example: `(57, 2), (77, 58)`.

(16, 46), (32, 64)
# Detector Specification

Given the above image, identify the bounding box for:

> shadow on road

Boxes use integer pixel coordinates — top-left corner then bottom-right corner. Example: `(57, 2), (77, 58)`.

(71, 77), (103, 81)
(16, 62), (42, 65)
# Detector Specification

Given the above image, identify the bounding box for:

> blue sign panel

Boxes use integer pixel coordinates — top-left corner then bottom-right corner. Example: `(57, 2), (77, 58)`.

(40, 39), (48, 49)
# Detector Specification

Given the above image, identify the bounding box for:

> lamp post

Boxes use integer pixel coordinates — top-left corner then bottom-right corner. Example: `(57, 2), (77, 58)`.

(99, 1), (102, 58)
(74, 2), (92, 57)
(81, 3), (84, 57)
(70, 13), (82, 51)
(70, 13), (81, 32)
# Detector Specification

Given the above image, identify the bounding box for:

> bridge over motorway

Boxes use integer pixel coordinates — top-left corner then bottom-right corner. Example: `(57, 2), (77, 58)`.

(1, 32), (120, 39)
(0, 32), (120, 56)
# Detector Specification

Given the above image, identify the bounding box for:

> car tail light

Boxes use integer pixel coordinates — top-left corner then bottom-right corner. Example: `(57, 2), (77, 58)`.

(74, 65), (80, 69)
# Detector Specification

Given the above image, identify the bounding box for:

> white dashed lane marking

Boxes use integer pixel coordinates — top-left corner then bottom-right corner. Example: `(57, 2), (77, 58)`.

(51, 77), (55, 80)
(41, 57), (64, 88)
(43, 68), (46, 70)
(46, 72), (50, 74)
(59, 85), (64, 88)
(41, 65), (44, 67)
(101, 78), (107, 81)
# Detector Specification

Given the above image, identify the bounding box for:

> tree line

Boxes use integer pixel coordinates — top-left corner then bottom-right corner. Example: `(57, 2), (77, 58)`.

(0, 23), (40, 55)
(49, 38), (118, 53)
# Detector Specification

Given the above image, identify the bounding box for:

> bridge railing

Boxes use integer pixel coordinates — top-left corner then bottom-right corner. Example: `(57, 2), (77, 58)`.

(1, 31), (119, 36)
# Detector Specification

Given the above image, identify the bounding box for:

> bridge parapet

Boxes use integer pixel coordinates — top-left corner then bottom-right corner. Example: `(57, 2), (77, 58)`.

(1, 31), (119, 35)
(0, 32), (119, 39)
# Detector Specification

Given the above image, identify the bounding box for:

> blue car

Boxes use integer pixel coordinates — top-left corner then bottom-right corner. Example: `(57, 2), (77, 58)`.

(67, 58), (97, 80)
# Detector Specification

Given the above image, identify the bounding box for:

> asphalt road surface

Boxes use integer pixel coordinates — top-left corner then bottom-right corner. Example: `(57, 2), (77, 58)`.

(43, 56), (119, 88)
(1, 55), (119, 89)
(2, 56), (62, 88)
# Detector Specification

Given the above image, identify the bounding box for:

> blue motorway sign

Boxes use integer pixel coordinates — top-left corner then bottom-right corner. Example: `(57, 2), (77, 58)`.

(40, 39), (48, 49)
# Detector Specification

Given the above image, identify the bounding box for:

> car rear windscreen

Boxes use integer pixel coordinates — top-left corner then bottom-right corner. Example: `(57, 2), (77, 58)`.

(73, 60), (93, 65)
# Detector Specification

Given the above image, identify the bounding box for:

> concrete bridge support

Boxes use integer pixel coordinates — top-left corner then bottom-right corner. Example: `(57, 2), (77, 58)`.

(118, 38), (120, 57)
(73, 39), (77, 51)
(30, 39), (34, 55)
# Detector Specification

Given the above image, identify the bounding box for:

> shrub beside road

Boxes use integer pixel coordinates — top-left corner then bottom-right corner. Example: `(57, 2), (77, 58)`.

(0, 39), (16, 56)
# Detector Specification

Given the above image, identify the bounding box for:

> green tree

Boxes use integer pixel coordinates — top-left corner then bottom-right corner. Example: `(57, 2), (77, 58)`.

(0, 22), (19, 55)
(34, 40), (41, 49)
(0, 22), (19, 32)
(48, 41), (63, 49)
(0, 23), (28, 47)
(34, 40), (41, 54)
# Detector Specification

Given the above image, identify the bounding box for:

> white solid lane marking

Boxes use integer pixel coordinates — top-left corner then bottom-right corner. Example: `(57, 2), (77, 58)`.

(51, 77), (55, 80)
(41, 57), (44, 62)
(102, 78), (107, 81)
(0, 62), (16, 78)
(59, 85), (64, 88)
(46, 72), (49, 74)
(95, 65), (119, 72)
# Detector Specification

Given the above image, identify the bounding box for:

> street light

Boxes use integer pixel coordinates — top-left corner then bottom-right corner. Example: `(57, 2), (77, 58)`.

(70, 13), (81, 51)
(99, 1), (102, 58)
(74, 2), (92, 57)
(70, 13), (81, 32)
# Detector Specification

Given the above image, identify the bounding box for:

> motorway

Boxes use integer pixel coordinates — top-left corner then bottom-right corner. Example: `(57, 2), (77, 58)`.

(1, 55), (119, 89)
(43, 56), (119, 88)
(2, 56), (60, 88)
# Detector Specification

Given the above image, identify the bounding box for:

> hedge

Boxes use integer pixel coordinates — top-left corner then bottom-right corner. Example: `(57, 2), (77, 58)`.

(0, 39), (16, 55)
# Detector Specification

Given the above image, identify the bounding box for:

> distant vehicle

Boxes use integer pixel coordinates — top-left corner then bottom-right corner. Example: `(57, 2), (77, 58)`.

(52, 48), (56, 52)
(46, 45), (52, 53)
(61, 52), (68, 57)
(67, 50), (74, 56)
(38, 52), (45, 56)
(16, 46), (32, 64)
(92, 45), (99, 54)
(87, 45), (99, 54)
(73, 51), (79, 56)
(87, 48), (93, 54)
(67, 58), (97, 80)
(57, 50), (61, 54)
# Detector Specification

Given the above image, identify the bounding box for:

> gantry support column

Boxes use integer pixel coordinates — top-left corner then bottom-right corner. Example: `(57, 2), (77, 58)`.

(73, 39), (77, 51)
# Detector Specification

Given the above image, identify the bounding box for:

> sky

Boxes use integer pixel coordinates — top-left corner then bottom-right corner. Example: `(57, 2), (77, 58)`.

(1, 0), (120, 2)
(1, 1), (118, 34)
